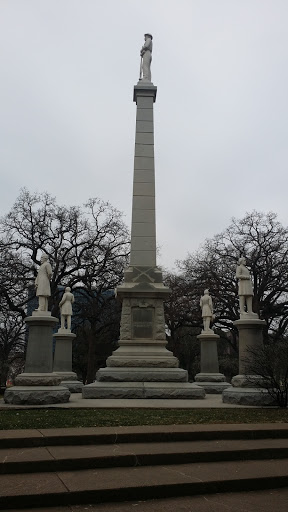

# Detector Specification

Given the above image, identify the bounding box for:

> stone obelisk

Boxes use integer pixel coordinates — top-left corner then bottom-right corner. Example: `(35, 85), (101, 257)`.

(83, 34), (205, 399)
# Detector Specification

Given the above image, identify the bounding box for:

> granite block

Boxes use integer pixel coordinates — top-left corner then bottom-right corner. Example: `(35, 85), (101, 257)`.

(131, 223), (156, 237)
(133, 182), (155, 196)
(133, 170), (155, 183)
(135, 132), (154, 145)
(135, 96), (154, 109)
(96, 367), (188, 382)
(132, 196), (155, 210)
(134, 156), (154, 170)
(4, 386), (70, 405)
(129, 250), (156, 266)
(222, 387), (276, 406)
(134, 144), (154, 158)
(136, 121), (153, 133)
(131, 209), (155, 223)
(136, 108), (153, 122)
(130, 237), (156, 251)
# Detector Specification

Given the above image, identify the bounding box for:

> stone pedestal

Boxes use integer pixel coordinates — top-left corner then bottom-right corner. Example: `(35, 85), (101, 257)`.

(4, 312), (70, 405)
(222, 316), (274, 405)
(82, 81), (205, 400)
(53, 331), (83, 393)
(195, 332), (229, 394)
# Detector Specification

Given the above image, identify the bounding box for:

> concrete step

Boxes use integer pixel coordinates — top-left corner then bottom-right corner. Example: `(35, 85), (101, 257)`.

(1, 423), (288, 449)
(1, 425), (288, 509)
(1, 458), (288, 509)
(3, 489), (288, 512)
(1, 438), (288, 474)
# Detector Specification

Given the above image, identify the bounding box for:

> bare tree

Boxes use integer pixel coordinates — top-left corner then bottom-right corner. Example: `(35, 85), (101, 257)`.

(163, 272), (237, 380)
(178, 211), (288, 347)
(162, 212), (288, 380)
(243, 339), (288, 408)
(73, 289), (121, 383)
(0, 188), (130, 379)
(0, 307), (26, 386)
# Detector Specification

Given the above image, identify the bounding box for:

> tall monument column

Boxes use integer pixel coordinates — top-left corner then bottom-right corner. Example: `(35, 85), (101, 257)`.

(82, 34), (205, 399)
(105, 79), (178, 371)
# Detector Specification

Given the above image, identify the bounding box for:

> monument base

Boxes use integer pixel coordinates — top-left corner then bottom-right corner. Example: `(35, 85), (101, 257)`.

(106, 340), (179, 368)
(222, 386), (276, 406)
(82, 381), (205, 399)
(97, 367), (188, 382)
(231, 374), (264, 387)
(54, 371), (83, 393)
(195, 373), (230, 394)
(15, 372), (61, 386)
(222, 373), (274, 405)
(4, 386), (70, 405)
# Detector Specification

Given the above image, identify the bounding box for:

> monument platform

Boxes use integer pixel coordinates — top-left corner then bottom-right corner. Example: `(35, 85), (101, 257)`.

(54, 372), (83, 393)
(222, 386), (276, 406)
(3, 386), (70, 405)
(96, 367), (188, 381)
(82, 381), (205, 399)
(0, 393), (271, 409)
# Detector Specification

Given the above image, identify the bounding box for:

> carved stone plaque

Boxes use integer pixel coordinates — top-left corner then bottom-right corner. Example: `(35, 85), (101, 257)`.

(132, 307), (154, 339)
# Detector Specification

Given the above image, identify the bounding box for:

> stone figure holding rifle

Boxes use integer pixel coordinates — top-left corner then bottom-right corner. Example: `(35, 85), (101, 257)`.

(140, 33), (153, 82)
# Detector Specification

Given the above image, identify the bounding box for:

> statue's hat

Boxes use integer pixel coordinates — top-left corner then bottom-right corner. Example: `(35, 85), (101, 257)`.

(144, 33), (153, 39)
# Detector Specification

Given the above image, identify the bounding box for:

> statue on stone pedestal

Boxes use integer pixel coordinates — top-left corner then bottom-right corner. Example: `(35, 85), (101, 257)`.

(35, 253), (52, 311)
(59, 287), (74, 331)
(140, 33), (153, 82)
(235, 257), (255, 316)
(200, 289), (214, 333)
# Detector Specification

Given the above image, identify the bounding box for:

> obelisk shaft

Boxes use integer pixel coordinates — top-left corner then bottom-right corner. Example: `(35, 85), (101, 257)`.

(130, 85), (157, 268)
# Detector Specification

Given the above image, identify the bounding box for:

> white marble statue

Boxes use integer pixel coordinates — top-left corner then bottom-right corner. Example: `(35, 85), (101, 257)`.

(35, 253), (52, 311)
(200, 289), (214, 332)
(59, 287), (74, 331)
(140, 33), (153, 82)
(235, 257), (254, 316)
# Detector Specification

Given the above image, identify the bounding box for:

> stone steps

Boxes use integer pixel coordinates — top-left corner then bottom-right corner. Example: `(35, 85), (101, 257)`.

(1, 458), (288, 509)
(1, 423), (288, 449)
(3, 490), (288, 512)
(0, 424), (287, 509)
(1, 438), (288, 475)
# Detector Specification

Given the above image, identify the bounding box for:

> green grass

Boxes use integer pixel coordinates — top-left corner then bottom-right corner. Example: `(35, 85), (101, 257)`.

(0, 408), (287, 430)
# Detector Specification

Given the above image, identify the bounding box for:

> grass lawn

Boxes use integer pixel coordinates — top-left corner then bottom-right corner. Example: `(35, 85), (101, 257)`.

(0, 407), (287, 430)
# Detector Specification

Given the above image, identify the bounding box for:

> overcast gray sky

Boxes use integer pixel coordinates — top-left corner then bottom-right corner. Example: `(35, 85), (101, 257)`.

(1, 0), (288, 270)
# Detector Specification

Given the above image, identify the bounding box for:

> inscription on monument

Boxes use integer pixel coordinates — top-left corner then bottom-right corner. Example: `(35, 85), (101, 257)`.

(132, 307), (154, 339)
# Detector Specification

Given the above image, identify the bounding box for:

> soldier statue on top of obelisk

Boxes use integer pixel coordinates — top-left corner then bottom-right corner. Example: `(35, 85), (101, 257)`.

(140, 33), (153, 82)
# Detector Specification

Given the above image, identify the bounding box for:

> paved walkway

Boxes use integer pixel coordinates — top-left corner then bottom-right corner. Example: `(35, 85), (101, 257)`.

(0, 393), (263, 409)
